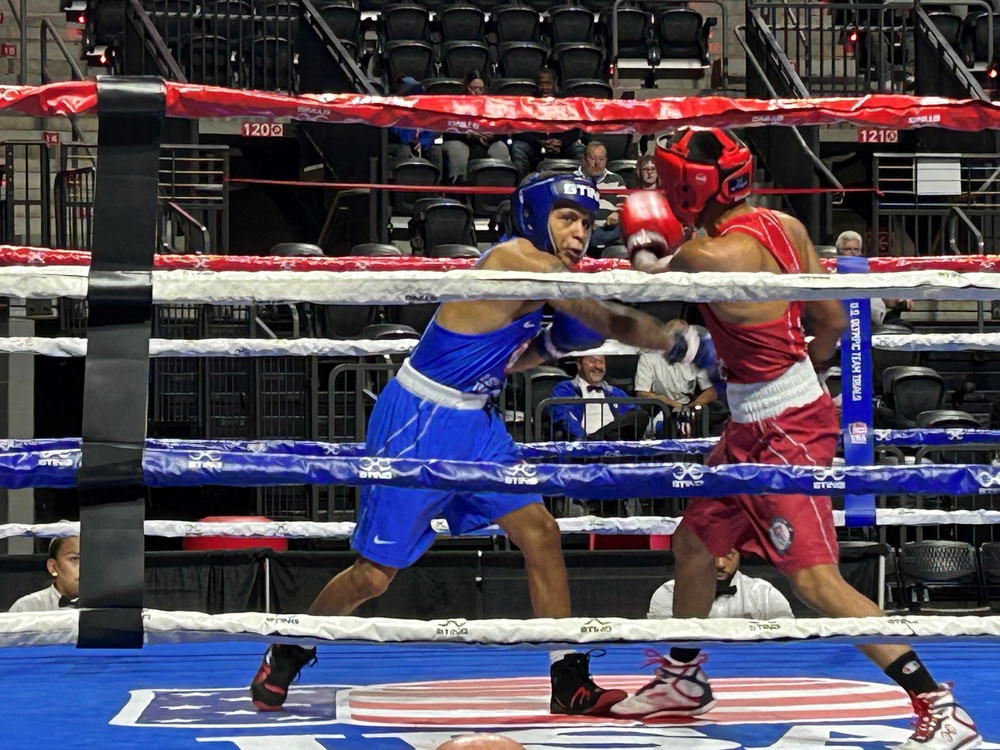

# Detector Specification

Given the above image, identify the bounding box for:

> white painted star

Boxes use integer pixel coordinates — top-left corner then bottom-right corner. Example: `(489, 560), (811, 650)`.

(275, 715), (312, 722)
(217, 710), (258, 716)
(154, 718), (201, 724)
(172, 692), (215, 697)
(219, 697), (250, 703)
(165, 704), (209, 711)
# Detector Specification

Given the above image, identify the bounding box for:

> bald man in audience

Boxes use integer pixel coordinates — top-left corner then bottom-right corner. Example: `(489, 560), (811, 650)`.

(434, 733), (526, 750)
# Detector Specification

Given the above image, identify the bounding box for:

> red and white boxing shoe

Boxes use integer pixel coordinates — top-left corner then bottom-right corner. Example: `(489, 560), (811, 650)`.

(609, 650), (716, 718)
(893, 683), (982, 750)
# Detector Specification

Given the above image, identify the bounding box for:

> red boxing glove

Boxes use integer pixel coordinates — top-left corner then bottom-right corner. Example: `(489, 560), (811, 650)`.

(620, 190), (687, 261)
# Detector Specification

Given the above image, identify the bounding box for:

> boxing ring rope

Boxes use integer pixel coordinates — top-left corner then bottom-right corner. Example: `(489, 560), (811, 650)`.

(4, 609), (1000, 651)
(2, 507), (1000, 545)
(2, 81), (1000, 655)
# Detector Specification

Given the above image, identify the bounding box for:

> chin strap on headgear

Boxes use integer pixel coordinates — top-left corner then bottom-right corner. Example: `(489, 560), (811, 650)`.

(654, 127), (753, 229)
(510, 173), (601, 255)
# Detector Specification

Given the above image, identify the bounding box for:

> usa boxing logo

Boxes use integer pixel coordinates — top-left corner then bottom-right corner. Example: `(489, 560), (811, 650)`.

(504, 463), (539, 486)
(671, 463), (705, 489)
(358, 457), (393, 480)
(768, 517), (794, 554)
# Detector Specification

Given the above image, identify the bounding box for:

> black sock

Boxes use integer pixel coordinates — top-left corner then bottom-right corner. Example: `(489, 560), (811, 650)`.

(670, 647), (701, 664)
(884, 651), (938, 696)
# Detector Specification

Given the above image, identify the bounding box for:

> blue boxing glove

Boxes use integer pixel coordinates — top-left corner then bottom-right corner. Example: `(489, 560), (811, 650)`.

(668, 325), (726, 403)
(542, 310), (606, 359)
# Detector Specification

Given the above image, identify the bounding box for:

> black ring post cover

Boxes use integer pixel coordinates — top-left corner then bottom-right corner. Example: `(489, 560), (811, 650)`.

(77, 78), (165, 649)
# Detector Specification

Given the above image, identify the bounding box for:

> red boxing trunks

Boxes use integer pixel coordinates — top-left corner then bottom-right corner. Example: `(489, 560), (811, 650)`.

(681, 393), (840, 573)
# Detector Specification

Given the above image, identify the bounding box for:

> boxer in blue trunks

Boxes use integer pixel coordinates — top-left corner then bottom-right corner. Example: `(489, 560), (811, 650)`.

(251, 173), (684, 717)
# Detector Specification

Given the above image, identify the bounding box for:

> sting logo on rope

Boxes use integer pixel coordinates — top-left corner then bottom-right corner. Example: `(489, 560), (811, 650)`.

(671, 463), (705, 489)
(435, 619), (470, 636)
(975, 469), (1000, 494)
(504, 463), (539, 485)
(358, 457), (393, 480)
(812, 467), (846, 491)
(187, 451), (223, 470)
(580, 618), (615, 634)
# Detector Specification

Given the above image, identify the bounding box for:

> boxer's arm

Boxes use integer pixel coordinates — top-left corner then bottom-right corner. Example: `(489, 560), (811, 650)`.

(792, 221), (847, 365)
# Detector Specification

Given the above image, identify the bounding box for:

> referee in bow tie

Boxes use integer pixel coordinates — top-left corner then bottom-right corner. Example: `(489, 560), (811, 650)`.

(647, 549), (795, 620)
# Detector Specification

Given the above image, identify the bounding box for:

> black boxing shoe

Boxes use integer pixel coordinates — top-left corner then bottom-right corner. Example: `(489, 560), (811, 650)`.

(550, 650), (627, 716)
(250, 643), (317, 711)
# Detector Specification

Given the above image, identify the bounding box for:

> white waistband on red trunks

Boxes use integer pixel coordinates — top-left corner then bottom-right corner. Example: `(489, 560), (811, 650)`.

(726, 358), (824, 423)
(395, 359), (490, 410)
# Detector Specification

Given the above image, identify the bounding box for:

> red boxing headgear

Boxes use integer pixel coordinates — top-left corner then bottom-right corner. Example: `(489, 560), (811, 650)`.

(654, 127), (753, 228)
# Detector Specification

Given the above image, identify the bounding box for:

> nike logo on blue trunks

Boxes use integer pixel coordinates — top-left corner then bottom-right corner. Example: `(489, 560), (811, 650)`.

(373, 536), (395, 545)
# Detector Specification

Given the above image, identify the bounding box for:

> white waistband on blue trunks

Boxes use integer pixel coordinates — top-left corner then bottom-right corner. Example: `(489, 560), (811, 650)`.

(395, 359), (490, 410)
(726, 357), (824, 423)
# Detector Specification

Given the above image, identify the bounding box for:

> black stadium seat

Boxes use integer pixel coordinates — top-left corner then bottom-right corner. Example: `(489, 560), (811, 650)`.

(440, 40), (490, 80)
(494, 4), (541, 43)
(553, 43), (604, 81)
(498, 41), (548, 80)
(384, 40), (435, 81)
(561, 78), (613, 98)
(390, 157), (441, 216)
(549, 3), (596, 46)
(467, 158), (518, 217)
(439, 4), (486, 42)
(381, 3), (430, 41)
(658, 8), (711, 64)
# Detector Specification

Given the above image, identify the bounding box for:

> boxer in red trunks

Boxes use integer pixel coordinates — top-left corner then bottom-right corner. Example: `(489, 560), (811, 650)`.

(612, 127), (981, 750)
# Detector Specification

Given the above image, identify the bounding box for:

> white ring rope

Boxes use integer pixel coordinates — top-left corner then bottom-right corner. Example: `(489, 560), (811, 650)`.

(1, 609), (999, 649)
(2, 509), (995, 542)
(6, 333), (1000, 357)
(7, 267), (1000, 304)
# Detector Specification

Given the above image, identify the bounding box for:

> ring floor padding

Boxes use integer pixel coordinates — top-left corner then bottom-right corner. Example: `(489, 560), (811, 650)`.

(1, 640), (995, 749)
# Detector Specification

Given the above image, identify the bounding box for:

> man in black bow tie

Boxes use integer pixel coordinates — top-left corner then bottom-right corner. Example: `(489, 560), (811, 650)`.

(8, 536), (80, 612)
(647, 548), (794, 620)
(549, 355), (649, 440)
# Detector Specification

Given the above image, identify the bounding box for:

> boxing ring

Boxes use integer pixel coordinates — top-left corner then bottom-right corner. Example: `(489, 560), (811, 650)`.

(1, 79), (1000, 748)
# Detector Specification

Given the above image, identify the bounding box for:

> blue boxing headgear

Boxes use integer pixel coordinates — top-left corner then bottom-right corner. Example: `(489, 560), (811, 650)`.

(511, 174), (601, 255)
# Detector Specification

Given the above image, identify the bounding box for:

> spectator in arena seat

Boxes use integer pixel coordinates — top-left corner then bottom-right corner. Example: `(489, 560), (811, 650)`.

(575, 141), (627, 256)
(636, 153), (660, 190)
(648, 548), (795, 620)
(835, 230), (912, 325)
(441, 70), (513, 184)
(633, 335), (727, 437)
(550, 355), (649, 439)
(511, 68), (585, 179)
(388, 77), (443, 176)
(8, 536), (80, 612)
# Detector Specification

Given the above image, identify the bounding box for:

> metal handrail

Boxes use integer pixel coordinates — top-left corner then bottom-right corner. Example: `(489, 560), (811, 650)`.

(745, 6), (810, 98)
(40, 19), (91, 146)
(774, 0), (809, 58)
(161, 200), (211, 254)
(914, 2), (992, 102)
(301, 0), (379, 96)
(124, 0), (188, 82)
(1, 0), (27, 84)
(947, 206), (985, 255)
(734, 23), (844, 199)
